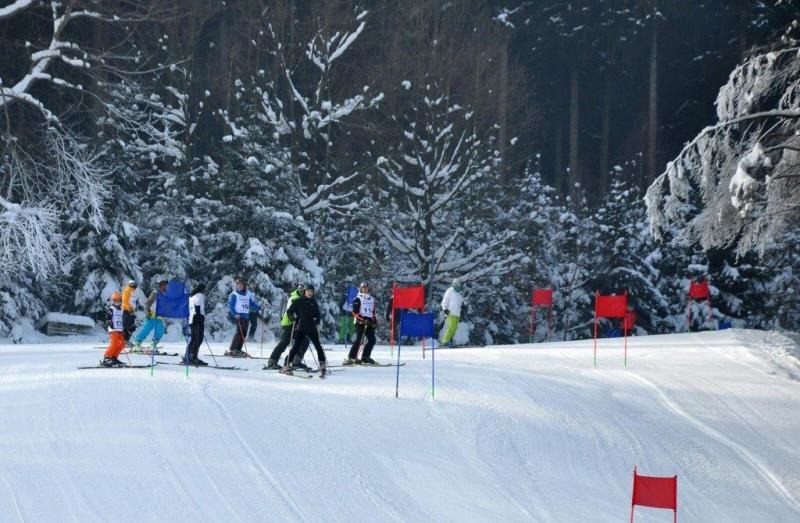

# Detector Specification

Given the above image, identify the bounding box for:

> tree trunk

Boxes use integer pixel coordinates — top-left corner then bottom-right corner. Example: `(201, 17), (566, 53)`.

(497, 34), (509, 184)
(554, 113), (564, 193)
(599, 69), (611, 193)
(645, 17), (658, 189)
(568, 61), (580, 198)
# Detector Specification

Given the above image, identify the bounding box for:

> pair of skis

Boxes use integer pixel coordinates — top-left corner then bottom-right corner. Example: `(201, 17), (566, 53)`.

(78, 361), (246, 371)
(333, 362), (405, 368)
(77, 363), (157, 370)
(262, 366), (340, 379)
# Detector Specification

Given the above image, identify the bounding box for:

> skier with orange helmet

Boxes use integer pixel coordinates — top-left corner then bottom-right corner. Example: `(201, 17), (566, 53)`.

(101, 291), (127, 367)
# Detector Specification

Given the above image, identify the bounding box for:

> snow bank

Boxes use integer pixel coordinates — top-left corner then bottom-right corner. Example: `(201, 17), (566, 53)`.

(36, 312), (96, 328)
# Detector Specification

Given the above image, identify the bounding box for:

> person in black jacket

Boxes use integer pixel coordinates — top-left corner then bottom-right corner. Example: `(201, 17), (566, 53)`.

(283, 285), (327, 376)
(344, 281), (378, 365)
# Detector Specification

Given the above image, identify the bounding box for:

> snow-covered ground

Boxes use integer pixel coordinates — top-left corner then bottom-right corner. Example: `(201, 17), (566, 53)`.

(1, 329), (799, 522)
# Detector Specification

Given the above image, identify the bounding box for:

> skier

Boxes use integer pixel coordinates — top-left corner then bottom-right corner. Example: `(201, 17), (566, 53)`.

(441, 278), (464, 347)
(283, 284), (327, 376)
(265, 283), (305, 369)
(343, 281), (378, 365)
(121, 280), (137, 343)
(182, 283), (207, 365)
(227, 276), (261, 357)
(132, 278), (168, 352)
(101, 291), (126, 367)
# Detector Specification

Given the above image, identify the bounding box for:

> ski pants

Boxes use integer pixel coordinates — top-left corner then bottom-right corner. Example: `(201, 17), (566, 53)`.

(122, 311), (136, 341)
(337, 314), (353, 343)
(134, 317), (164, 344)
(442, 315), (460, 344)
(269, 325), (308, 364)
(287, 330), (326, 366)
(348, 322), (376, 360)
(229, 317), (249, 353)
(248, 311), (259, 338)
(104, 331), (125, 359)
(185, 316), (204, 360)
(291, 335), (311, 365)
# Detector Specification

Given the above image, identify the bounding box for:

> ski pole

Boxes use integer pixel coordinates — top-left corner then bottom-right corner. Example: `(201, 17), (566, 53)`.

(287, 319), (298, 367)
(259, 315), (265, 359)
(307, 333), (319, 369)
(183, 319), (191, 377)
(204, 338), (220, 367)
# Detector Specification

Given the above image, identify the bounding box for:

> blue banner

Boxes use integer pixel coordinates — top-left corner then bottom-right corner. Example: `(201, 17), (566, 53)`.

(399, 311), (435, 338)
(155, 280), (189, 319)
(346, 285), (358, 306)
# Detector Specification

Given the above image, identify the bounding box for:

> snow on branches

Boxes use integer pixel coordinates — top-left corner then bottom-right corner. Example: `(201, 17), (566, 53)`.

(256, 14), (382, 216)
(646, 44), (800, 255)
(374, 84), (520, 292)
(0, 130), (109, 280)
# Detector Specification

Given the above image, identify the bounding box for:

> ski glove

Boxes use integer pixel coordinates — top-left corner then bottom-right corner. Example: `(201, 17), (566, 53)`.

(444, 309), (450, 316)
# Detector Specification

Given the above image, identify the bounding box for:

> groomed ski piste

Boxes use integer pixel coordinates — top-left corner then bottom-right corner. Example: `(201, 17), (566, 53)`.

(1, 329), (800, 522)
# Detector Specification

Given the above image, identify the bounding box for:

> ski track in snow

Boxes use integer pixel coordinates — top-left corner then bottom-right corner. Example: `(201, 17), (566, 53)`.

(2, 475), (25, 522)
(624, 370), (800, 515)
(201, 384), (309, 521)
(1, 329), (800, 521)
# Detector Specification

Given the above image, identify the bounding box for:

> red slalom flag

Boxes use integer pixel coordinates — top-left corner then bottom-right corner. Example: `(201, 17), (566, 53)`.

(630, 466), (677, 522)
(596, 293), (628, 318)
(532, 289), (554, 306)
(393, 285), (425, 310)
(688, 279), (710, 300)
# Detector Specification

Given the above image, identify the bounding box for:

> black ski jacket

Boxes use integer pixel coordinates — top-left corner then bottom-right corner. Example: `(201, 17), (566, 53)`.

(287, 296), (321, 334)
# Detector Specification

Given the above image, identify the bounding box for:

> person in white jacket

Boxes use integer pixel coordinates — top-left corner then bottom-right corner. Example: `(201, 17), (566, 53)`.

(441, 278), (464, 347)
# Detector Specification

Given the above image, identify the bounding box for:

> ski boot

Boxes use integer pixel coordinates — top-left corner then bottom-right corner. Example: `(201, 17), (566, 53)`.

(100, 357), (114, 367)
(279, 363), (293, 376)
(320, 362), (327, 378)
(191, 357), (208, 366)
(264, 359), (281, 370)
(110, 357), (127, 367)
(342, 357), (358, 366)
(361, 357), (377, 365)
(293, 361), (311, 372)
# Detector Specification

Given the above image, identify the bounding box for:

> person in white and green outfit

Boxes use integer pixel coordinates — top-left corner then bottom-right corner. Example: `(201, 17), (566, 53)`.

(440, 278), (464, 347)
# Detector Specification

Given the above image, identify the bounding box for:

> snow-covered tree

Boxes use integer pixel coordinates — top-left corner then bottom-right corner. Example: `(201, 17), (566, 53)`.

(374, 84), (520, 291)
(258, 12), (382, 216)
(646, 37), (800, 256)
(0, 0), (177, 330)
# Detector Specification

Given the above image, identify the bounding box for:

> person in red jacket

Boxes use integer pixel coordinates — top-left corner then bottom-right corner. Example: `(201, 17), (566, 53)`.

(101, 291), (127, 367)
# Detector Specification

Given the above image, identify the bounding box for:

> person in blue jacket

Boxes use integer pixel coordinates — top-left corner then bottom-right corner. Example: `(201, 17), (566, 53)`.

(227, 276), (260, 357)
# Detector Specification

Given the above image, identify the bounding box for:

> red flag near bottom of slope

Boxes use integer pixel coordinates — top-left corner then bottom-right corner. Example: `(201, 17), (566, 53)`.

(630, 466), (677, 522)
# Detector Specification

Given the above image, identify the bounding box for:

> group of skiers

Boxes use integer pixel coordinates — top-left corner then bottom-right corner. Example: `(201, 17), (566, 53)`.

(101, 276), (466, 376)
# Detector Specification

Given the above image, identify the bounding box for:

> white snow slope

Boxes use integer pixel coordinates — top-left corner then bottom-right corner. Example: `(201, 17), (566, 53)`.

(1, 329), (799, 522)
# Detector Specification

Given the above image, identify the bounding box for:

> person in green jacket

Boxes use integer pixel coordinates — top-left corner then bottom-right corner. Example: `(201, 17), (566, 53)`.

(265, 284), (305, 369)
